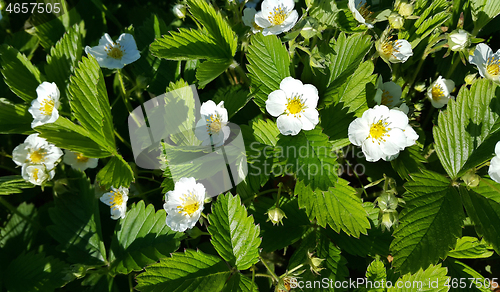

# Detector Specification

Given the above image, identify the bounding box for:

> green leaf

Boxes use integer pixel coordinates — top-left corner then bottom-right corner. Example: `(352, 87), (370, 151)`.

(0, 44), (44, 102)
(325, 225), (393, 258)
(109, 201), (182, 275)
(388, 264), (450, 292)
(207, 193), (261, 270)
(150, 28), (232, 62)
(68, 56), (116, 154)
(390, 145), (427, 181)
(309, 0), (341, 27)
(0, 176), (35, 195)
(222, 273), (258, 292)
(45, 23), (83, 100)
(315, 231), (349, 284)
(433, 76), (500, 179)
(471, 0), (500, 33)
(47, 172), (107, 266)
(276, 126), (338, 190)
(96, 156), (135, 188)
(247, 34), (290, 109)
(0, 99), (35, 134)
(323, 60), (375, 115)
(187, 0), (237, 58)
(366, 259), (387, 292)
(391, 170), (465, 274)
(135, 249), (231, 292)
(295, 179), (370, 237)
(460, 178), (500, 254)
(36, 117), (111, 158)
(443, 259), (492, 292)
(447, 236), (494, 259)
(196, 60), (232, 88)
(0, 202), (38, 250)
(6, 252), (69, 292)
(213, 85), (252, 119)
(250, 119), (280, 146)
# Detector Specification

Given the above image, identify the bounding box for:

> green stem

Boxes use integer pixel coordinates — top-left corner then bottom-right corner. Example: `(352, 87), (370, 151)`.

(258, 255), (279, 282)
(275, 182), (283, 208)
(446, 53), (461, 79)
(346, 160), (368, 198)
(117, 70), (134, 114)
(231, 60), (250, 87)
(243, 188), (280, 204)
(422, 106), (436, 129)
(114, 130), (132, 150)
(254, 273), (275, 279)
(90, 0), (123, 30)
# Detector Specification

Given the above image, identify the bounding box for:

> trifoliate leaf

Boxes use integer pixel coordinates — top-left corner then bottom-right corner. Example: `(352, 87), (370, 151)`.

(447, 236), (494, 259)
(109, 201), (182, 275)
(391, 170), (465, 274)
(207, 193), (261, 270)
(135, 249), (231, 292)
(96, 156), (135, 188)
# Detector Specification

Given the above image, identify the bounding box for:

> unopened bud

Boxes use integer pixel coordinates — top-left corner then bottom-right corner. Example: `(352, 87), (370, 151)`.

(399, 2), (414, 17)
(464, 73), (477, 85)
(173, 4), (186, 19)
(266, 206), (287, 225)
(461, 170), (480, 187)
(388, 13), (404, 29)
(447, 29), (470, 51)
(307, 251), (325, 275)
(376, 192), (399, 212)
(381, 211), (399, 231)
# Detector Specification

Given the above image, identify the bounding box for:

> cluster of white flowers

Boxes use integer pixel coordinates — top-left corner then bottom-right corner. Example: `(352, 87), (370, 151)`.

(243, 0), (298, 36)
(85, 33), (140, 69)
(348, 105), (418, 162)
(195, 100), (230, 147)
(100, 186), (129, 220)
(266, 77), (319, 136)
(12, 134), (63, 185)
(426, 76), (455, 108)
(28, 82), (60, 128)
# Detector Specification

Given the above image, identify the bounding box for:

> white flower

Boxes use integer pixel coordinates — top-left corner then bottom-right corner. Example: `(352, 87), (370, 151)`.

(243, 8), (263, 34)
(469, 43), (500, 83)
(265, 77), (319, 136)
(348, 105), (417, 162)
(163, 177), (206, 232)
(12, 134), (63, 170)
(348, 0), (374, 28)
(21, 164), (55, 186)
(100, 186), (129, 220)
(403, 123), (418, 147)
(426, 76), (455, 108)
(374, 78), (403, 108)
(254, 0), (298, 36)
(173, 4), (186, 19)
(195, 100), (230, 147)
(377, 38), (413, 64)
(63, 150), (98, 171)
(28, 82), (60, 128)
(489, 141), (500, 183)
(85, 33), (141, 69)
(447, 29), (470, 51)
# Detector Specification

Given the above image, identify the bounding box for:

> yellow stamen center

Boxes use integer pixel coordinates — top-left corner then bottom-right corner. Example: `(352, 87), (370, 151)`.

(286, 95), (305, 115)
(206, 114), (223, 134)
(110, 191), (124, 210)
(268, 5), (287, 25)
(40, 98), (55, 116)
(30, 150), (45, 164)
(252, 21), (262, 31)
(486, 56), (500, 77)
(368, 120), (391, 144)
(33, 168), (39, 181)
(76, 153), (89, 163)
(381, 90), (393, 105)
(106, 44), (124, 60)
(431, 84), (444, 100)
(381, 38), (402, 59)
(177, 193), (200, 217)
(357, 2), (373, 19)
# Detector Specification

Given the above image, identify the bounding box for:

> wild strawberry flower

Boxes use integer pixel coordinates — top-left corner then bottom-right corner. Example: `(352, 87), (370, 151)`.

(173, 4), (186, 19)
(348, 0), (374, 28)
(195, 100), (230, 147)
(85, 33), (141, 69)
(469, 43), (500, 83)
(254, 0), (298, 36)
(266, 77), (319, 136)
(163, 177), (206, 232)
(100, 186), (129, 220)
(376, 37), (413, 64)
(374, 78), (409, 114)
(447, 29), (470, 51)
(28, 82), (60, 128)
(12, 134), (63, 170)
(426, 76), (455, 108)
(348, 105), (417, 162)
(63, 150), (98, 171)
(489, 141), (500, 183)
(21, 164), (55, 186)
(243, 8), (263, 34)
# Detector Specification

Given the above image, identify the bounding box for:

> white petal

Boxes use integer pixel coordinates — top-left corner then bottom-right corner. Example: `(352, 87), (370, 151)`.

(200, 100), (217, 116)
(348, 118), (370, 146)
(254, 11), (271, 28)
(495, 141), (500, 155)
(386, 109), (409, 129)
(280, 10), (299, 32)
(242, 8), (257, 27)
(381, 128), (407, 155)
(276, 114), (302, 136)
(403, 124), (419, 147)
(488, 156), (500, 183)
(301, 108), (319, 129)
(280, 77), (303, 98)
(266, 90), (287, 116)
(298, 113), (315, 131)
(301, 84), (319, 108)
(362, 139), (384, 162)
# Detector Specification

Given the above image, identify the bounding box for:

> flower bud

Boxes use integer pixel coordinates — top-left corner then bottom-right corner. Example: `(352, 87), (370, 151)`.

(447, 29), (470, 51)
(307, 251), (325, 275)
(173, 4), (186, 19)
(266, 206), (287, 225)
(398, 2), (414, 17)
(376, 192), (398, 212)
(388, 13), (404, 29)
(381, 211), (399, 231)
(464, 73), (477, 85)
(461, 170), (480, 187)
